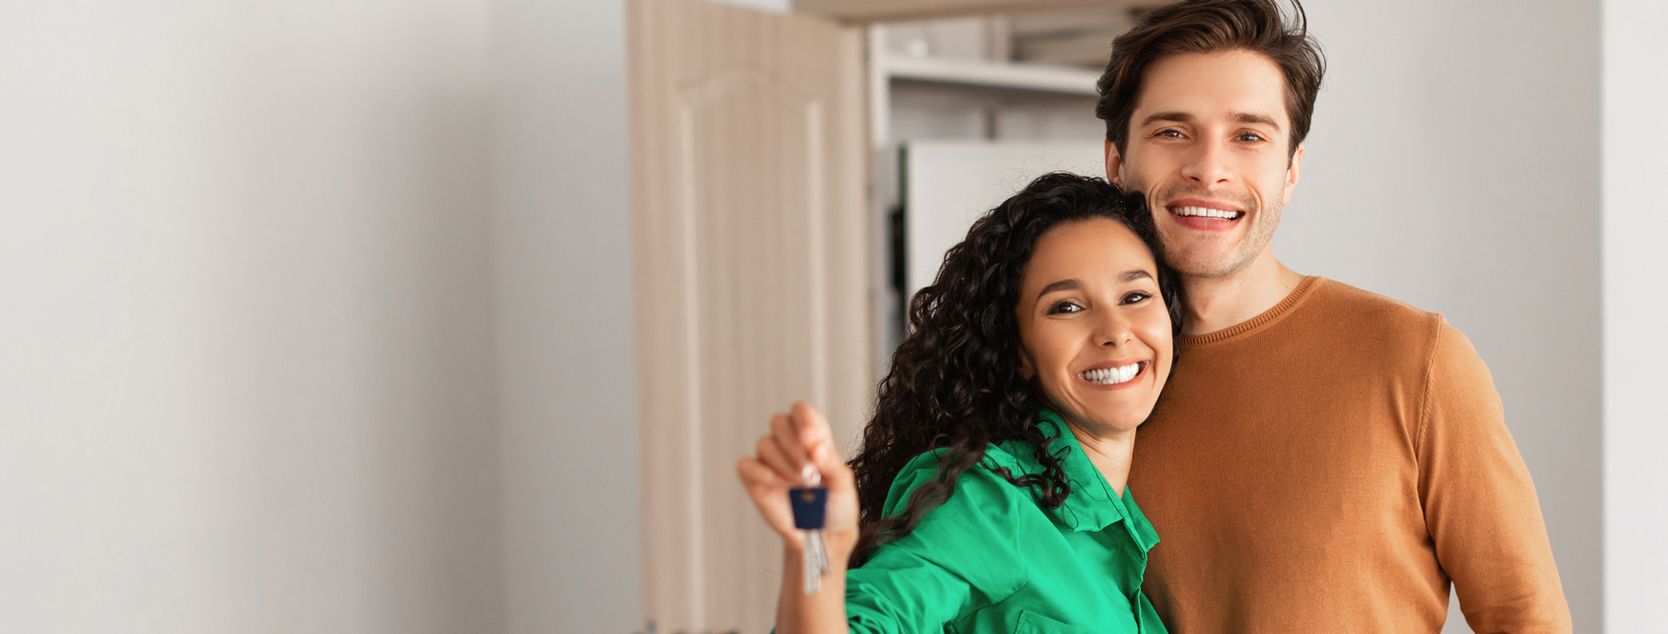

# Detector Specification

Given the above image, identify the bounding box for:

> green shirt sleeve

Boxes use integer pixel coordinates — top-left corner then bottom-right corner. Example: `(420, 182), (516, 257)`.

(843, 453), (1029, 632)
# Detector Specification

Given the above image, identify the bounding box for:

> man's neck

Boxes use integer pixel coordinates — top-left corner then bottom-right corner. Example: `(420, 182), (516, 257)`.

(1179, 252), (1305, 336)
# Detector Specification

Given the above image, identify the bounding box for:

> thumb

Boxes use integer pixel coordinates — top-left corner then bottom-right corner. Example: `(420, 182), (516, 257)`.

(810, 441), (853, 491)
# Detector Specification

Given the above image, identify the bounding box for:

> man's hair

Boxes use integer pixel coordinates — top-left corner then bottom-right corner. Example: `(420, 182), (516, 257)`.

(1095, 0), (1325, 157)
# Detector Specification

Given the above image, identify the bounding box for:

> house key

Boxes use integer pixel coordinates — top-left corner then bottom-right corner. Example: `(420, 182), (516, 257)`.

(788, 464), (830, 595)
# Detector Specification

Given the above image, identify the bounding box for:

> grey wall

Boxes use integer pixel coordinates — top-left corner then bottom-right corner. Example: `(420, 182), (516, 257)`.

(490, 0), (641, 631)
(493, 0), (790, 631)
(0, 1), (502, 632)
(0, 0), (773, 632)
(1285, 1), (1602, 630)
(1602, 0), (1668, 629)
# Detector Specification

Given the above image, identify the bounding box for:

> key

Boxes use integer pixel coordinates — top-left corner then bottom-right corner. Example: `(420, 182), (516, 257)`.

(788, 464), (830, 595)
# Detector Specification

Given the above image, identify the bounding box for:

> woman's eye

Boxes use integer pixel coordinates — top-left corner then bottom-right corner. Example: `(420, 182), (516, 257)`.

(1121, 291), (1152, 305)
(1047, 301), (1083, 315)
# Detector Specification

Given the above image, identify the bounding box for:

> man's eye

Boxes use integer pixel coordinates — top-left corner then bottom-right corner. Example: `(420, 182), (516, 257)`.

(1047, 301), (1083, 314)
(1121, 291), (1152, 305)
(1156, 129), (1185, 139)
(1237, 132), (1266, 142)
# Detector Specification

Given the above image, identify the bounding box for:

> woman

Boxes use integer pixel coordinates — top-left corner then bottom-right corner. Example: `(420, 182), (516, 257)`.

(736, 173), (1183, 632)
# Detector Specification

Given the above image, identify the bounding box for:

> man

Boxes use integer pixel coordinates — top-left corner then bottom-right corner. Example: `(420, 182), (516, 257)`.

(1101, 0), (1571, 631)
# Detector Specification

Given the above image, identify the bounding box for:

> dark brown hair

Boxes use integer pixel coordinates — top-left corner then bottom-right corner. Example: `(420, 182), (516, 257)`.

(1095, 0), (1325, 157)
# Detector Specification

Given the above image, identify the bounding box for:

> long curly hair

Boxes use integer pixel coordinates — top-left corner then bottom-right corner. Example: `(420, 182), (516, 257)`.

(848, 172), (1182, 566)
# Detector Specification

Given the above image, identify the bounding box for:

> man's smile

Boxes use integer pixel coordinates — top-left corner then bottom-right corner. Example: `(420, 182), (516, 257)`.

(1165, 198), (1247, 231)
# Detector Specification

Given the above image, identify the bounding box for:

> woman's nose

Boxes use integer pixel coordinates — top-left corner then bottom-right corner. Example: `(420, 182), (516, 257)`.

(1097, 313), (1133, 347)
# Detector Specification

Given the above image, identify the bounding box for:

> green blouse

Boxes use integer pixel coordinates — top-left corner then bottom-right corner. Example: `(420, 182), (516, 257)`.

(843, 409), (1167, 633)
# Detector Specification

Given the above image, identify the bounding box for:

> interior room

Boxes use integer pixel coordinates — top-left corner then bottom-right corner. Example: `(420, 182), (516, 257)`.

(2, 0), (1662, 632)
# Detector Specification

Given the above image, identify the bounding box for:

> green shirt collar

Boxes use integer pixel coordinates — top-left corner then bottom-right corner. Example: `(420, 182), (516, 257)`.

(997, 409), (1160, 552)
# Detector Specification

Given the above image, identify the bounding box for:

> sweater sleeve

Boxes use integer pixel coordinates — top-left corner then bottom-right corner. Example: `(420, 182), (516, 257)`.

(842, 461), (1027, 633)
(1416, 318), (1571, 633)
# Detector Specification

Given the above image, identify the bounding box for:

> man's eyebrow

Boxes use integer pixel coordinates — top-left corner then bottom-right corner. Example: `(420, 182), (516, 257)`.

(1232, 111), (1282, 130)
(1139, 111), (1194, 127)
(1138, 111), (1283, 131)
(1036, 278), (1082, 300)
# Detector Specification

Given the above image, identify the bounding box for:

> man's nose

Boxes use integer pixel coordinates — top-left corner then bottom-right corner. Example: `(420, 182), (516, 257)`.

(1180, 139), (1232, 186)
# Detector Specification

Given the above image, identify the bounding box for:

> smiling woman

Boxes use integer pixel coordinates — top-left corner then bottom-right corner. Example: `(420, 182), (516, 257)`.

(1016, 215), (1177, 460)
(735, 172), (1186, 632)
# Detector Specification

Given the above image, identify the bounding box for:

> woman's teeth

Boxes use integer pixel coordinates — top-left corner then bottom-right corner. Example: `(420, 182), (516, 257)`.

(1080, 363), (1141, 385)
(1172, 206), (1244, 220)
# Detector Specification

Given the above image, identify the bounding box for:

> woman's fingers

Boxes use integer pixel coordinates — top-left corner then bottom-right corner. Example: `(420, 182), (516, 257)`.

(736, 455), (781, 489)
(755, 431), (798, 482)
(790, 401), (833, 453)
(736, 456), (787, 506)
(769, 411), (812, 482)
(736, 457), (800, 542)
(788, 401), (840, 485)
(810, 442), (854, 490)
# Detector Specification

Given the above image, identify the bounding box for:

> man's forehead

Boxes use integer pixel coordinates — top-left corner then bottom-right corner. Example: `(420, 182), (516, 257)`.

(1131, 50), (1289, 124)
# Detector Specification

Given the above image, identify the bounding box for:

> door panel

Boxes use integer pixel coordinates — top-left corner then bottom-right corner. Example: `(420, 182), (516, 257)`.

(629, 0), (870, 630)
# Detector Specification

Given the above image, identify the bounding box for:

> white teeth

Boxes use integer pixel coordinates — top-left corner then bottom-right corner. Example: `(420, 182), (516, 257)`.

(1079, 363), (1142, 385)
(1172, 205), (1243, 220)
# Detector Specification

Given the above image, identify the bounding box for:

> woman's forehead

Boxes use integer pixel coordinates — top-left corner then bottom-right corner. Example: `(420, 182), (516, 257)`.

(1026, 219), (1156, 283)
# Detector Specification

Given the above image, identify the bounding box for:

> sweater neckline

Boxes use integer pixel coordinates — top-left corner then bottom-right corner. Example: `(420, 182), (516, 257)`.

(1179, 276), (1324, 347)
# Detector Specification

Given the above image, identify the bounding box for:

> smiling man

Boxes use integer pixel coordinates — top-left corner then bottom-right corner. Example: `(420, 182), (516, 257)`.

(1098, 1), (1572, 631)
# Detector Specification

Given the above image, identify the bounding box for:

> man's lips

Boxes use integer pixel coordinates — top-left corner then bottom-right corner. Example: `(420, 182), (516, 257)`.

(1165, 198), (1245, 231)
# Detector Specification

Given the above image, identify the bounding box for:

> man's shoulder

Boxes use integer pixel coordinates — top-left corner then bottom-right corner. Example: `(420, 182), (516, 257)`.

(1281, 277), (1466, 373)
(1308, 277), (1447, 339)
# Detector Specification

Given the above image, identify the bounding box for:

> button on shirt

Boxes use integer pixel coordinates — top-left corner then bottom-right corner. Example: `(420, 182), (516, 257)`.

(843, 409), (1166, 633)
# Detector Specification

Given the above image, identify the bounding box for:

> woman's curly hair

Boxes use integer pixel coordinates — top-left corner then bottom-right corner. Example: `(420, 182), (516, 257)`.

(847, 172), (1182, 566)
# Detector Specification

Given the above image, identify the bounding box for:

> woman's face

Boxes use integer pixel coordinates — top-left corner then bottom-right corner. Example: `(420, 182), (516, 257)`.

(1015, 218), (1174, 435)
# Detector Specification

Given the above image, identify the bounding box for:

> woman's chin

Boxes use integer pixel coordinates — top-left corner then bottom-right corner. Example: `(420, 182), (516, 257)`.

(1055, 404), (1152, 438)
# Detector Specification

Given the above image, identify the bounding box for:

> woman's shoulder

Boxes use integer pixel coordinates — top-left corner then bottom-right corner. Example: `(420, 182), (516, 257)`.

(880, 442), (1041, 518)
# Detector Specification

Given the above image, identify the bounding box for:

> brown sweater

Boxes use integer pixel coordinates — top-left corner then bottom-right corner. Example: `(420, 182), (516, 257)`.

(1129, 277), (1570, 632)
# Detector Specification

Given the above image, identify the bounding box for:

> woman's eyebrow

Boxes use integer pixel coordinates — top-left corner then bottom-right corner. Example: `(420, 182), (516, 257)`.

(1036, 271), (1151, 300)
(1036, 278), (1082, 300)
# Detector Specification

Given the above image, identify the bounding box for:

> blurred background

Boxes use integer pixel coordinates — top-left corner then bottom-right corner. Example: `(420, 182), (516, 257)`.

(1, 0), (1663, 632)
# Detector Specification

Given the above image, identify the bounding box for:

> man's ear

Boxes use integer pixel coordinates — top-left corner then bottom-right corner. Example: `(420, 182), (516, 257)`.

(1104, 139), (1126, 187)
(1282, 143), (1304, 205)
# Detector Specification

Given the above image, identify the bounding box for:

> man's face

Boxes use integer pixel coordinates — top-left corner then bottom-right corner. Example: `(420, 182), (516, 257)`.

(1106, 50), (1304, 280)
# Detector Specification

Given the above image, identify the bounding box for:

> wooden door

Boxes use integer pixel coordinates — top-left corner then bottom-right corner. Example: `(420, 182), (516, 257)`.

(628, 0), (871, 631)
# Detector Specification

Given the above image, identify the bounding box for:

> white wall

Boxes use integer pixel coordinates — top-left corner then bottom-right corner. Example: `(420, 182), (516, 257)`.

(0, 0), (786, 632)
(0, 1), (502, 633)
(493, 0), (790, 631)
(1602, 0), (1668, 630)
(489, 0), (642, 631)
(1288, 1), (1601, 630)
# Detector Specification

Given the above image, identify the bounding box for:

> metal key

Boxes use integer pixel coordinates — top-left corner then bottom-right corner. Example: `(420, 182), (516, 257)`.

(788, 464), (830, 595)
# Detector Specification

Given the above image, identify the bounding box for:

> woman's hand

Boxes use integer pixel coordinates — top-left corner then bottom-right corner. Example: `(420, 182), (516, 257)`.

(736, 401), (860, 561)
